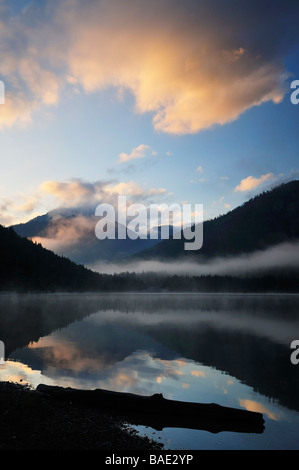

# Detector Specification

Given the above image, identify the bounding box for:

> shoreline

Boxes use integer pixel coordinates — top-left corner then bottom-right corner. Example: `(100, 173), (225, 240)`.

(0, 381), (163, 451)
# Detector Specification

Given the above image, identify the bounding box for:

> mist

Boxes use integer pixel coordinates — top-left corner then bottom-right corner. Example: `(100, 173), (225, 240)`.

(87, 241), (299, 277)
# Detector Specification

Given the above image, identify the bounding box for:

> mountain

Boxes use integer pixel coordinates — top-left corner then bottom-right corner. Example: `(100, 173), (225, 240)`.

(8, 180), (299, 286)
(1, 221), (298, 294)
(11, 207), (172, 265)
(0, 224), (105, 292)
(133, 180), (299, 261)
(11, 213), (52, 238)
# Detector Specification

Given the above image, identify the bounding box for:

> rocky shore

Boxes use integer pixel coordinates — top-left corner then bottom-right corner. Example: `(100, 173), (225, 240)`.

(0, 381), (163, 451)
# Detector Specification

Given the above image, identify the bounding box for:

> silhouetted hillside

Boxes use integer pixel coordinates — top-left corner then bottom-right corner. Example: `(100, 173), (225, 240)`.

(135, 180), (299, 260)
(0, 223), (298, 293)
(0, 225), (104, 292)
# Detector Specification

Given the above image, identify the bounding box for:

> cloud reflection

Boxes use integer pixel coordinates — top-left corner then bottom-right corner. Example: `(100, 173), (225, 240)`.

(239, 399), (283, 421)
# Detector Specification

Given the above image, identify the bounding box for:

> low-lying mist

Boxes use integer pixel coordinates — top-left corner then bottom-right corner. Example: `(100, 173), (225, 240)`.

(88, 241), (299, 277)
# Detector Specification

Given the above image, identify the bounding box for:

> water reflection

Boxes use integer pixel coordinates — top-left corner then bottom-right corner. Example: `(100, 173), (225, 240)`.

(0, 293), (299, 448)
(1, 293), (298, 408)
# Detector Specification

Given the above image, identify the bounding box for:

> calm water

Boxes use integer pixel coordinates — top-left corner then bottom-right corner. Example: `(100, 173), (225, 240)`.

(0, 292), (299, 450)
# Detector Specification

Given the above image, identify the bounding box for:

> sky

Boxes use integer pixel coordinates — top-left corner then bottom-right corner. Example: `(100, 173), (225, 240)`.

(0, 0), (298, 227)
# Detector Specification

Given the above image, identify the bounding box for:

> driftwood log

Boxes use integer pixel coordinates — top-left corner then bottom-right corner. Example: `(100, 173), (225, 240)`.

(36, 384), (265, 434)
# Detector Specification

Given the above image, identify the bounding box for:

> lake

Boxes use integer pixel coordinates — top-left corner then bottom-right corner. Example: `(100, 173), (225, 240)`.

(0, 292), (299, 450)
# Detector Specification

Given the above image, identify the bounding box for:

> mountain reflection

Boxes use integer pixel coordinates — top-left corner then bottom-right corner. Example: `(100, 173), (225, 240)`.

(1, 293), (299, 414)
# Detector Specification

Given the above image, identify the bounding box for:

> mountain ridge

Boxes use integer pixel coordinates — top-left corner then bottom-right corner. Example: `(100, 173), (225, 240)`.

(132, 180), (299, 261)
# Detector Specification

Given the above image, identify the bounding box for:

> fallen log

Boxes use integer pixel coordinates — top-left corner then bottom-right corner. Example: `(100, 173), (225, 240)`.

(36, 384), (265, 434)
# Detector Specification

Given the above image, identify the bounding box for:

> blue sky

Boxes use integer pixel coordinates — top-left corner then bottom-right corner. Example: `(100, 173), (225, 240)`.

(0, 0), (298, 226)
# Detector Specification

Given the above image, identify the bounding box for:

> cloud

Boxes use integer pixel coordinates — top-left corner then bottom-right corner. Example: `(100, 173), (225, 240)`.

(0, 191), (45, 226)
(3, 176), (172, 226)
(0, 3), (61, 129)
(118, 144), (151, 163)
(190, 177), (206, 184)
(0, 0), (297, 133)
(217, 196), (231, 210)
(0, 176), (172, 226)
(196, 166), (203, 173)
(105, 181), (169, 204)
(239, 399), (282, 421)
(40, 178), (170, 210)
(105, 181), (144, 197)
(40, 179), (111, 207)
(61, 0), (290, 135)
(31, 213), (98, 258)
(235, 173), (276, 192)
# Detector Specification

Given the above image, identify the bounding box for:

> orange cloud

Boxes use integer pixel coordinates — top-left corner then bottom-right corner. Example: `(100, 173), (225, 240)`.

(62, 2), (286, 135)
(40, 179), (169, 208)
(0, 175), (173, 227)
(0, 0), (291, 133)
(118, 144), (151, 163)
(40, 180), (104, 206)
(235, 173), (275, 192)
(105, 181), (144, 197)
(191, 370), (206, 378)
(181, 383), (190, 389)
(239, 399), (282, 421)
